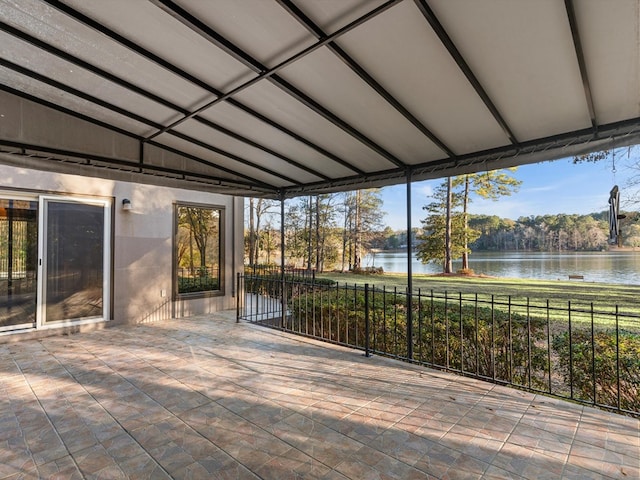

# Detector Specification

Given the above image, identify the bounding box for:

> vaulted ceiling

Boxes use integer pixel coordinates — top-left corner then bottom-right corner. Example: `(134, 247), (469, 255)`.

(1, 0), (640, 198)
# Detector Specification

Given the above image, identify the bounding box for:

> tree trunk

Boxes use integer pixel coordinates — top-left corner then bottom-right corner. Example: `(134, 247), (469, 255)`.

(341, 194), (349, 272)
(354, 190), (362, 270)
(315, 196), (321, 272)
(461, 175), (470, 270)
(248, 198), (255, 265)
(444, 177), (453, 274)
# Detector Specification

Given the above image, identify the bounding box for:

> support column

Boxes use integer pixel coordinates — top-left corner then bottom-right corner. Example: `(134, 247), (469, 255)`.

(406, 170), (413, 360)
(280, 193), (286, 328)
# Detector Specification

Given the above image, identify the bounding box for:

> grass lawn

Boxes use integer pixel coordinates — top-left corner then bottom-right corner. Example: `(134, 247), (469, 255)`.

(315, 272), (640, 328)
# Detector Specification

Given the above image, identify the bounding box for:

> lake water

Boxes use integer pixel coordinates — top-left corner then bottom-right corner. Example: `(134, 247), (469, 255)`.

(364, 250), (640, 285)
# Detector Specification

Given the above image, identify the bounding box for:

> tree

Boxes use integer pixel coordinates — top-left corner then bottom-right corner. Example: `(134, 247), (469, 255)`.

(416, 180), (471, 271)
(245, 198), (277, 265)
(350, 189), (384, 271)
(452, 169), (522, 270)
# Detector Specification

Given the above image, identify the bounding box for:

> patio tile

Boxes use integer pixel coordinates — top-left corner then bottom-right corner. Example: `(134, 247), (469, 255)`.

(1, 314), (639, 479)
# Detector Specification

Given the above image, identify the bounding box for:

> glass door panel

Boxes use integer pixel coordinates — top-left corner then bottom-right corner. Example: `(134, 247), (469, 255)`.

(43, 200), (105, 323)
(0, 199), (38, 331)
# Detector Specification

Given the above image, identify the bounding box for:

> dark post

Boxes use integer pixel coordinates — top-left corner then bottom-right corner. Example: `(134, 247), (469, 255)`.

(236, 272), (241, 323)
(406, 170), (414, 360)
(364, 283), (371, 357)
(280, 193), (286, 329)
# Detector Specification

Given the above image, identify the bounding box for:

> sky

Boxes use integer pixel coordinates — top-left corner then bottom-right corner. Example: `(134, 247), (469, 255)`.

(380, 152), (639, 231)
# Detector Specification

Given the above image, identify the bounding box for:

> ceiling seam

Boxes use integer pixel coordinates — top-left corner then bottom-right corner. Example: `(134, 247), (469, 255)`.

(147, 0), (408, 169)
(412, 0), (519, 146)
(275, 0), (455, 159)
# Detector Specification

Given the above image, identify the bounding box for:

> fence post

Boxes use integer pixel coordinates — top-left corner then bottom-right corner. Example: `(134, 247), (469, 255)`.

(364, 283), (371, 357)
(236, 272), (241, 323)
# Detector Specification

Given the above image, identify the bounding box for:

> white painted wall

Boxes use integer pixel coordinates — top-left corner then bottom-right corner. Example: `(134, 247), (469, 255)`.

(0, 164), (244, 332)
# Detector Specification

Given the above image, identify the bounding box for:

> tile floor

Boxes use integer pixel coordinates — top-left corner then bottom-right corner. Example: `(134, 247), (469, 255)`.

(0, 312), (638, 479)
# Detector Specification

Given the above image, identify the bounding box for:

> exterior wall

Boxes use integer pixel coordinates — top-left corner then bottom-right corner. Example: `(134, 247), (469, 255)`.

(0, 164), (244, 340)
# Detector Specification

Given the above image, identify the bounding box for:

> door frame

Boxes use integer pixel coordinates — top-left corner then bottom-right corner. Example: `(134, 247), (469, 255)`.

(36, 195), (112, 329)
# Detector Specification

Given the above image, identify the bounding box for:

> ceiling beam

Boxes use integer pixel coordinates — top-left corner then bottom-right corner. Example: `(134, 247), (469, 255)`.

(0, 86), (276, 192)
(24, 1), (338, 181)
(564, 0), (597, 130)
(149, 0), (408, 169)
(282, 116), (640, 197)
(0, 25), (321, 186)
(0, 139), (276, 194)
(413, 0), (519, 145)
(41, 0), (374, 176)
(0, 58), (301, 187)
(276, 0), (455, 158)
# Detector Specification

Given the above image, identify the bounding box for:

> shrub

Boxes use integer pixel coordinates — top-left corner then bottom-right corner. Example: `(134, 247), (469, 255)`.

(178, 276), (219, 293)
(286, 286), (548, 388)
(352, 266), (384, 275)
(552, 330), (640, 411)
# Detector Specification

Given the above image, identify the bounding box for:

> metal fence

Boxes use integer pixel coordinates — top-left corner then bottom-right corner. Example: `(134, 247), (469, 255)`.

(237, 273), (640, 416)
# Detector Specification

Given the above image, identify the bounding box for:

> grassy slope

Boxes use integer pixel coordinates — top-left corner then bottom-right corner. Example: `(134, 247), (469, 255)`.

(316, 272), (640, 326)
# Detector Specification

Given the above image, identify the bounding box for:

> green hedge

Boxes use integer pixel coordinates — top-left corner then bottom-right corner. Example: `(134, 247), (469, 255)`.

(287, 287), (549, 389)
(178, 276), (219, 293)
(553, 330), (640, 411)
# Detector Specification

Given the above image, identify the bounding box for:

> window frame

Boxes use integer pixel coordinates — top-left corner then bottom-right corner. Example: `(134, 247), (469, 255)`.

(173, 202), (225, 299)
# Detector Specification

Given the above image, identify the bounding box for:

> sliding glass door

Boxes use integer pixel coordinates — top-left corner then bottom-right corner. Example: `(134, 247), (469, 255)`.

(0, 197), (38, 332)
(40, 198), (110, 325)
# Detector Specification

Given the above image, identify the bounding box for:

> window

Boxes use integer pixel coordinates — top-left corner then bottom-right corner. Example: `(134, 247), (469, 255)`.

(175, 204), (223, 296)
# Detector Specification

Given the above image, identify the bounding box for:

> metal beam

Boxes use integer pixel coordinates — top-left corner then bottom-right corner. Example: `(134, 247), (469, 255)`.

(564, 0), (597, 130)
(148, 0), (408, 169)
(4, 8), (331, 182)
(0, 139), (275, 194)
(0, 86), (276, 192)
(0, 59), (301, 187)
(44, 0), (363, 176)
(281, 116), (640, 197)
(413, 0), (519, 145)
(277, 0), (455, 158)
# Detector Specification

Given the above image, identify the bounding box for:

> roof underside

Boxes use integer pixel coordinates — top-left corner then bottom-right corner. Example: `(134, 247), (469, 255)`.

(1, 0), (640, 199)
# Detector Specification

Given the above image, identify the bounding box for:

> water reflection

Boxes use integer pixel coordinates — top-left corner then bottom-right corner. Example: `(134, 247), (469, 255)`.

(364, 251), (640, 285)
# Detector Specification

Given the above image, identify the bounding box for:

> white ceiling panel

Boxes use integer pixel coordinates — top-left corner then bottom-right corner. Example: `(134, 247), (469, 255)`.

(0, 68), (154, 137)
(575, 0), (640, 124)
(0, 33), (183, 128)
(335, 0), (510, 156)
(173, 120), (323, 184)
(277, 45), (445, 163)
(176, 0), (317, 69)
(430, 0), (591, 141)
(154, 133), (295, 188)
(2, 0), (212, 109)
(295, 0), (391, 35)
(235, 81), (396, 173)
(199, 102), (357, 178)
(62, 0), (256, 95)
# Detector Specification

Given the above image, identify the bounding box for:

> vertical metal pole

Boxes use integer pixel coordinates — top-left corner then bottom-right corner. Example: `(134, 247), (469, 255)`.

(364, 283), (371, 357)
(406, 170), (414, 360)
(280, 193), (286, 329)
(236, 272), (240, 323)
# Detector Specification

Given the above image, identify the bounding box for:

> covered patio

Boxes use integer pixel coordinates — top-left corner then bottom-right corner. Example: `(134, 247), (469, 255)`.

(2, 312), (638, 479)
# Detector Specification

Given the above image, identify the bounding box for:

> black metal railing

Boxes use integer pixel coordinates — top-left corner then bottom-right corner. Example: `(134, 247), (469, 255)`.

(178, 266), (219, 293)
(237, 273), (640, 416)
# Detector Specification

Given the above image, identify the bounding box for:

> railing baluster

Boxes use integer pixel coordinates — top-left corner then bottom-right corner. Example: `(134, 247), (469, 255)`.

(569, 300), (573, 400)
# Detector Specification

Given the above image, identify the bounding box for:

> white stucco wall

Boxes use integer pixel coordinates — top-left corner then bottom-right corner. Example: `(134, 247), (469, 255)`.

(0, 164), (244, 334)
